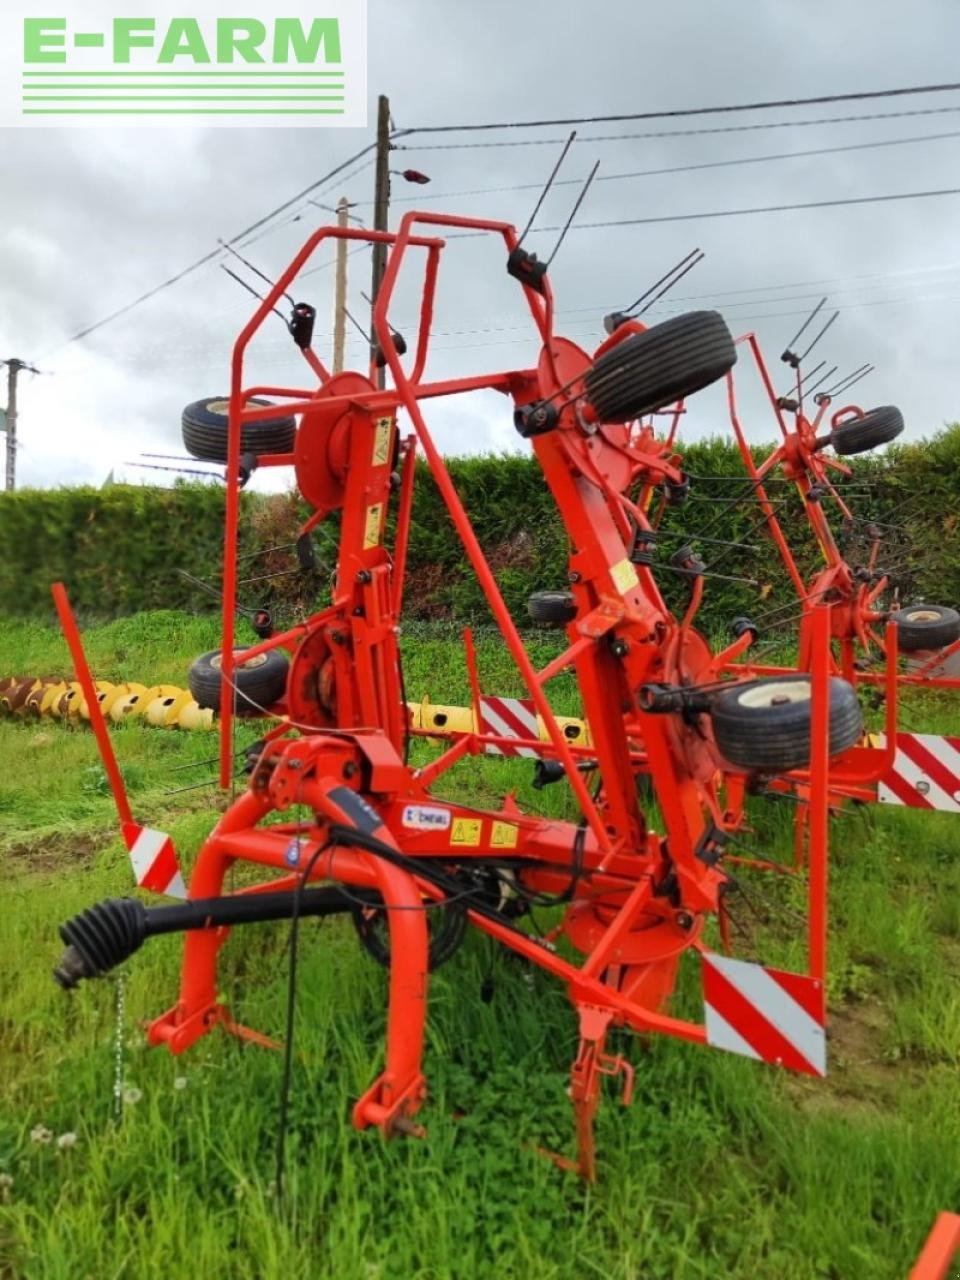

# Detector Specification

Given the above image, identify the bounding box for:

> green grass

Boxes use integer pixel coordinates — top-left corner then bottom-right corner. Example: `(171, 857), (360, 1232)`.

(1, 612), (958, 1278)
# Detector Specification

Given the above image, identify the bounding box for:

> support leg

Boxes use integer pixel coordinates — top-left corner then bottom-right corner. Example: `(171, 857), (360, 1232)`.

(148, 791), (272, 1053)
(350, 851), (430, 1133)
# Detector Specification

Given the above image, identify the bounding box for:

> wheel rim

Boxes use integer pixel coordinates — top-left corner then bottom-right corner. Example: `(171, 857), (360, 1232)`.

(737, 681), (810, 709)
(209, 651), (270, 672)
(204, 397), (270, 417)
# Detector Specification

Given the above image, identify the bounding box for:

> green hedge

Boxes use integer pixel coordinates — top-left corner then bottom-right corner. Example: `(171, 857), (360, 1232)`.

(2, 427), (959, 633)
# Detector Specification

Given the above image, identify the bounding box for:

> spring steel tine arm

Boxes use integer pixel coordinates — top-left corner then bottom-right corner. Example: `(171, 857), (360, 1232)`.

(546, 159), (600, 266)
(219, 239), (295, 306)
(636, 250), (704, 316)
(220, 265), (288, 325)
(622, 248), (701, 316)
(518, 130), (577, 246)
(782, 296), (827, 358)
(797, 309), (839, 364)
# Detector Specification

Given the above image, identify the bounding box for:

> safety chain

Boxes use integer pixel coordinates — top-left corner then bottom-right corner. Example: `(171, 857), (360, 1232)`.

(112, 971), (126, 1125)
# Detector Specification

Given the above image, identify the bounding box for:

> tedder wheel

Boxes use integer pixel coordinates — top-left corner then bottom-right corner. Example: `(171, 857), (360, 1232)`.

(527, 589), (577, 626)
(709, 675), (863, 773)
(829, 406), (904, 456)
(187, 648), (289, 715)
(892, 603), (960, 652)
(181, 397), (297, 463)
(583, 311), (737, 423)
(351, 897), (468, 971)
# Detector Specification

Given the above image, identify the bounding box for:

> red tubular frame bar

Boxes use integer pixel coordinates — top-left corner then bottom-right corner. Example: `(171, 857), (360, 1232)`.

(371, 210), (610, 855)
(219, 224), (447, 788)
(51, 583), (134, 829)
(910, 1213), (960, 1280)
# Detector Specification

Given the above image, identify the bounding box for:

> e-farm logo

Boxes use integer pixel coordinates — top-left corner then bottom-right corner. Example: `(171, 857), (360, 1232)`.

(2, 2), (366, 127)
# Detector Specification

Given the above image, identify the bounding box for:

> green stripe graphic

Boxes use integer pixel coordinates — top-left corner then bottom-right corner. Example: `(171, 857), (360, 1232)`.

(22, 70), (344, 76)
(23, 95), (345, 101)
(23, 108), (347, 114)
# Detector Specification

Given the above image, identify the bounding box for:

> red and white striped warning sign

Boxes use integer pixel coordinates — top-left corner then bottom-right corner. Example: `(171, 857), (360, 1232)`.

(121, 822), (187, 899)
(702, 952), (826, 1077)
(479, 696), (540, 758)
(877, 733), (960, 813)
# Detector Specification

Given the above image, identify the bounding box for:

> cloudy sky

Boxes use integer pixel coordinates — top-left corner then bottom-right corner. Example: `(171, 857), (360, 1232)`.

(2, 0), (960, 491)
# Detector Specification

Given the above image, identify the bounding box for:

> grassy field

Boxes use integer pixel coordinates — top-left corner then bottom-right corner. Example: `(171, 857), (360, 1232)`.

(0, 611), (958, 1279)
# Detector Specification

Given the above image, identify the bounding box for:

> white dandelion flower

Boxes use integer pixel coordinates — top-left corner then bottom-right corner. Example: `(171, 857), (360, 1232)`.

(56, 1132), (78, 1151)
(173, 1077), (188, 1092)
(122, 1087), (143, 1106)
(30, 1125), (53, 1145)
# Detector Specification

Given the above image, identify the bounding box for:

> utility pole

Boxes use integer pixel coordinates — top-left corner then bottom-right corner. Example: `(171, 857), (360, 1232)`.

(1, 358), (38, 492)
(331, 196), (351, 374)
(369, 93), (392, 389)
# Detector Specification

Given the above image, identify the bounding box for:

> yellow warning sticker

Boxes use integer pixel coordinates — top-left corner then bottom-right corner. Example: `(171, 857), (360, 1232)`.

(491, 821), (518, 849)
(372, 417), (393, 466)
(363, 503), (384, 549)
(611, 557), (639, 595)
(451, 817), (482, 847)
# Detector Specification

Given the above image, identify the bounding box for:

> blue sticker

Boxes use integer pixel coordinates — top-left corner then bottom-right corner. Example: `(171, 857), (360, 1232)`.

(284, 839), (301, 867)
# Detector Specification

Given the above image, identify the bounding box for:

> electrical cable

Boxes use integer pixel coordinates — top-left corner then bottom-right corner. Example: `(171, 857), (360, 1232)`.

(445, 184), (960, 240)
(46, 143), (377, 354)
(275, 830), (331, 1205)
(384, 128), (960, 206)
(401, 81), (960, 135)
(400, 104), (960, 150)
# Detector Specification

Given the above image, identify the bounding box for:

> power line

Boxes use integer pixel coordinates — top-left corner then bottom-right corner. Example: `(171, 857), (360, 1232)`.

(129, 278), (960, 369)
(238, 158), (375, 248)
(425, 261), (960, 327)
(401, 81), (960, 135)
(129, 255), (960, 359)
(397, 104), (960, 150)
(384, 128), (960, 206)
(40, 85), (960, 357)
(46, 143), (377, 353)
(500, 184), (960, 236)
(415, 291), (960, 353)
(423, 289), (960, 346)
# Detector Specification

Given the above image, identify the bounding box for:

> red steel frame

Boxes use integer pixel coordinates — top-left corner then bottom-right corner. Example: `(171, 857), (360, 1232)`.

(910, 1213), (960, 1280)
(724, 332), (960, 690)
(59, 214), (849, 1175)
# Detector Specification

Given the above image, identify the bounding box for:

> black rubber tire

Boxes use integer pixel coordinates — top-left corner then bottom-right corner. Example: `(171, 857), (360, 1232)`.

(710, 675), (863, 773)
(351, 897), (468, 971)
(583, 311), (737, 423)
(527, 589), (577, 625)
(181, 397), (296, 463)
(892, 604), (960, 652)
(830, 406), (904, 456)
(187, 648), (289, 715)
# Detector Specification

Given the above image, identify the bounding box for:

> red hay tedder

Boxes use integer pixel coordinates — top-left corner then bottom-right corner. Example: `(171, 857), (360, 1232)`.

(55, 211), (901, 1180)
(723, 331), (960, 690)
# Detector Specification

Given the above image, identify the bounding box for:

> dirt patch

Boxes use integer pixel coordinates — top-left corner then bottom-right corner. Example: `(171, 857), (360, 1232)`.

(2, 830), (100, 873)
(787, 998), (921, 1115)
